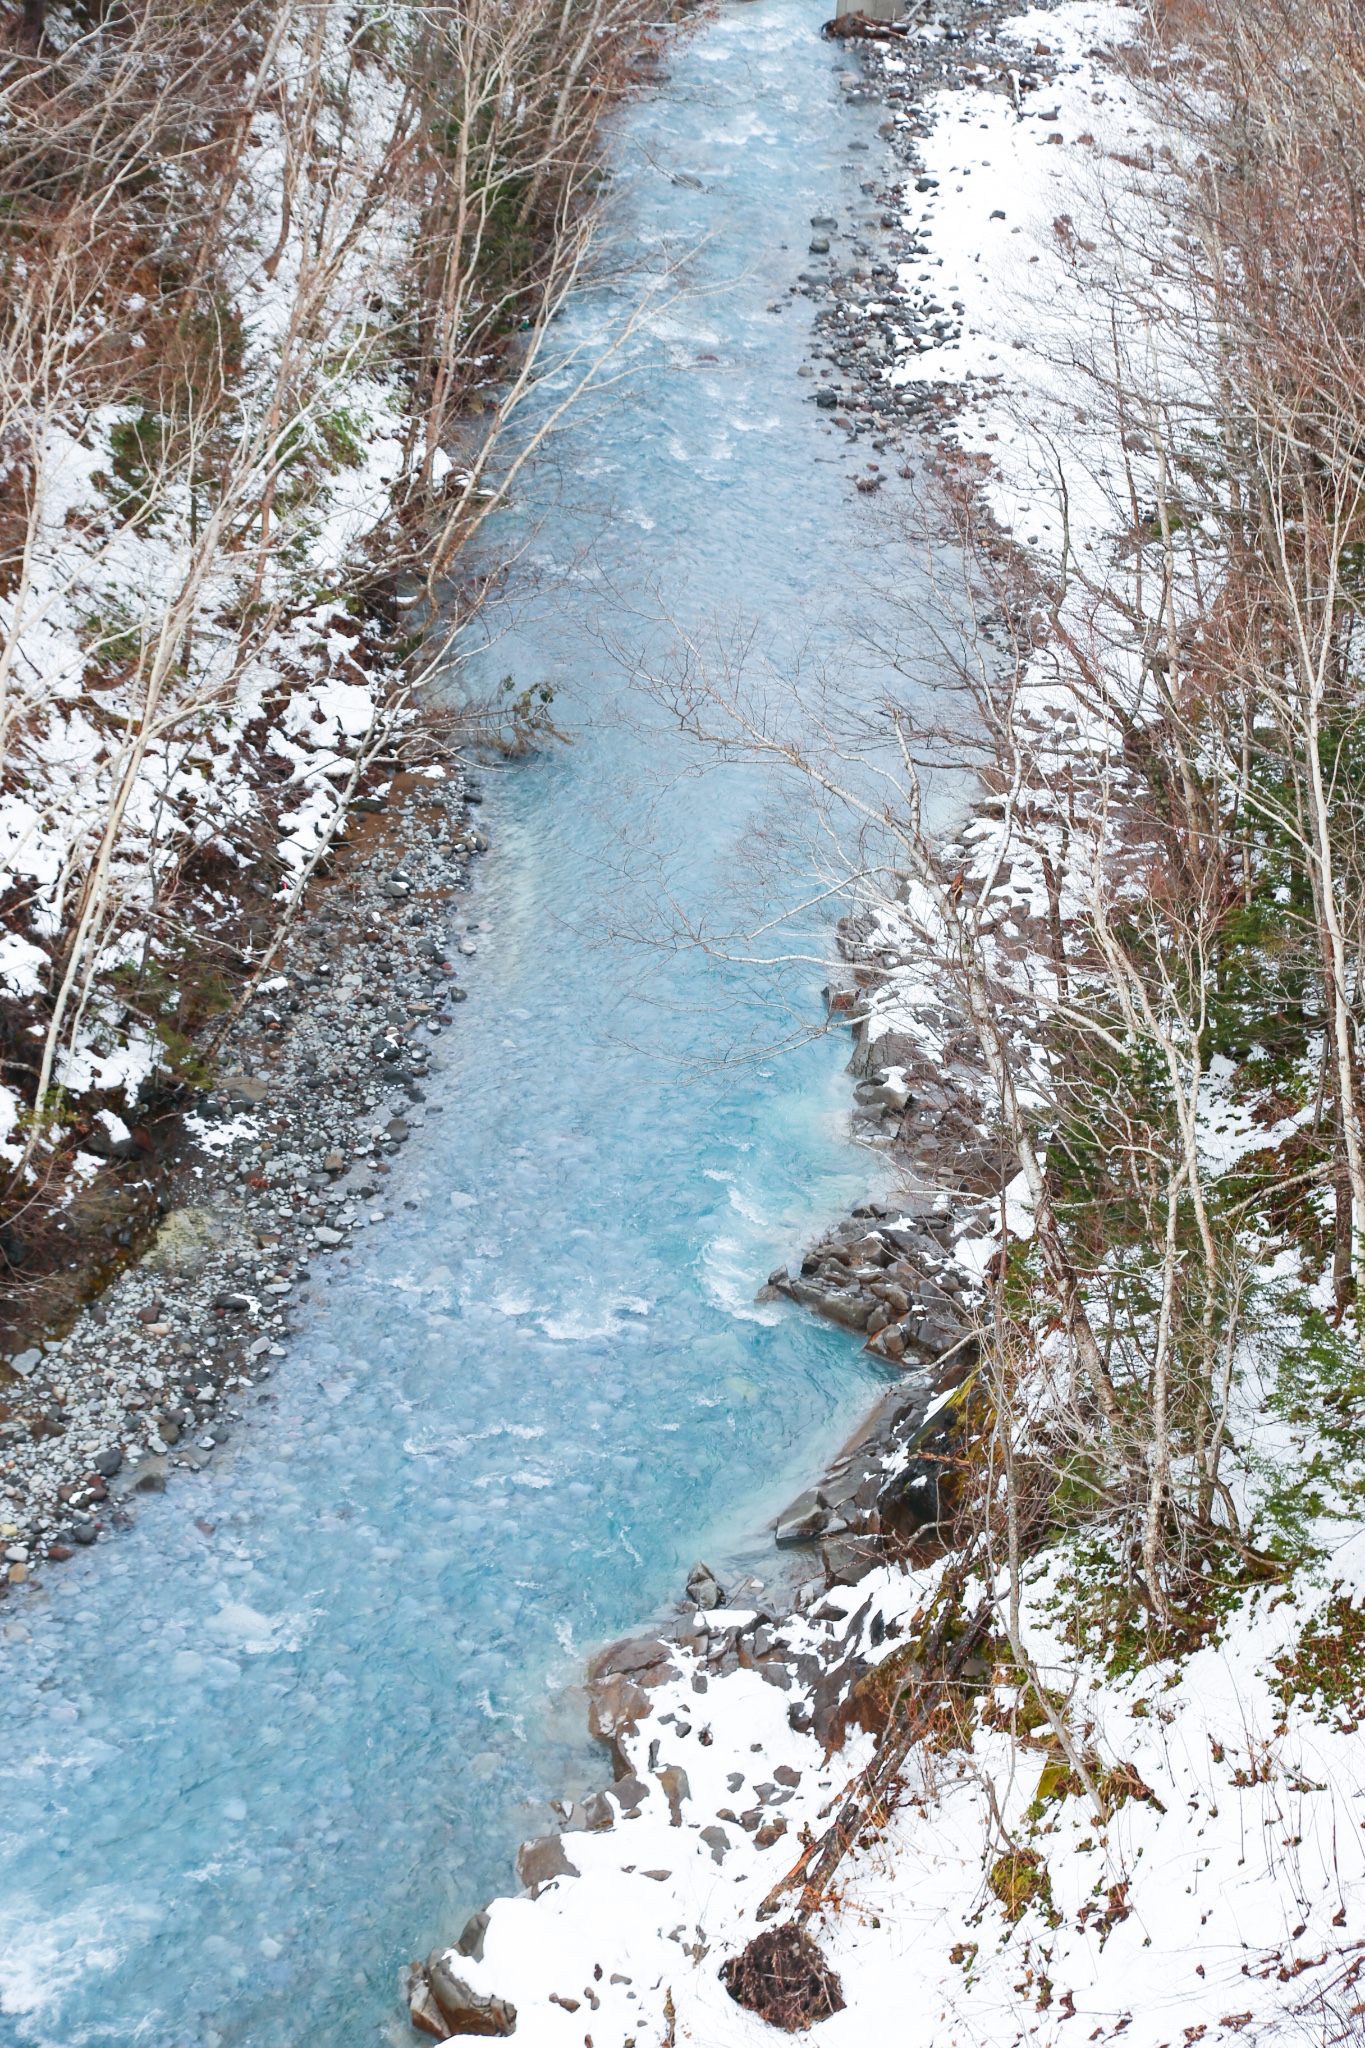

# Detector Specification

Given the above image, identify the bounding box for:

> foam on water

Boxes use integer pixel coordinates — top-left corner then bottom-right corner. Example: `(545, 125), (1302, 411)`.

(0, 7), (940, 2041)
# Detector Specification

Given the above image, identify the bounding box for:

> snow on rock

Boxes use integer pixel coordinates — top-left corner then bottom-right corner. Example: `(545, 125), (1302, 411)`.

(0, 934), (49, 999)
(440, 1551), (1364, 2048)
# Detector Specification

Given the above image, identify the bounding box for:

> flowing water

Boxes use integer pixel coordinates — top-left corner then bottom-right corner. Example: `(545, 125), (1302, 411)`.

(0, 8), (935, 2041)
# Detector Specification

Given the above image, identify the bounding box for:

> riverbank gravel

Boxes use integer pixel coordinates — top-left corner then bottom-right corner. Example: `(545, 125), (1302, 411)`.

(0, 761), (489, 1592)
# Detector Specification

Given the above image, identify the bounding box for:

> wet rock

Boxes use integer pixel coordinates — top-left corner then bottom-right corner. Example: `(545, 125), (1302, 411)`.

(685, 1560), (724, 1610)
(515, 1832), (580, 1895)
(71, 1519), (97, 1546)
(455, 1909), (489, 1961)
(408, 1972), (449, 2040)
(774, 1488), (830, 1547)
(787, 1279), (874, 1330)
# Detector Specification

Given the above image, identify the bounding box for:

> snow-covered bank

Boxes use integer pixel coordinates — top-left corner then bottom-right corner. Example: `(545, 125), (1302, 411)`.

(0, 9), (422, 1180)
(424, 1540), (1363, 2048)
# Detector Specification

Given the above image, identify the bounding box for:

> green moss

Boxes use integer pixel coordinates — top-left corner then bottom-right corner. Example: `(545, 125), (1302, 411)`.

(989, 1850), (1057, 1926)
(1270, 1592), (1365, 1732)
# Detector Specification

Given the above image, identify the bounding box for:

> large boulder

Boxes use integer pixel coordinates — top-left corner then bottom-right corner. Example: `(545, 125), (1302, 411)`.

(407, 1965), (450, 2038)
(685, 1560), (724, 1609)
(774, 1488), (830, 1547)
(588, 1635), (676, 1682)
(426, 1951), (517, 2036)
(515, 1832), (579, 1896)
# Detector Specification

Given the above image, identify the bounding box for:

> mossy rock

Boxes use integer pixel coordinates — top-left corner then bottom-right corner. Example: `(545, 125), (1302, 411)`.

(142, 1205), (238, 1274)
(988, 1849), (1056, 1925)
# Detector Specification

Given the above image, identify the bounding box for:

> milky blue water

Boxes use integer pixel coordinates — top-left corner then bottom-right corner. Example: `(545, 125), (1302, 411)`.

(0, 8), (929, 2042)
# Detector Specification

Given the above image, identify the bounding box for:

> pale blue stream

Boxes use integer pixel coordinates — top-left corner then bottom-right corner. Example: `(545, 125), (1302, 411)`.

(0, 7), (935, 2041)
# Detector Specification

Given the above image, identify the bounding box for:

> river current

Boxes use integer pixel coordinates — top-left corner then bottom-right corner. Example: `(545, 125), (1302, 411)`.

(0, 7), (926, 2041)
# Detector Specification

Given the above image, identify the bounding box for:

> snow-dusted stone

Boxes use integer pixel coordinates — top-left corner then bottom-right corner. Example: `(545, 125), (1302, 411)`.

(654, 1764), (690, 1825)
(559, 1790), (614, 1833)
(586, 1674), (649, 1775)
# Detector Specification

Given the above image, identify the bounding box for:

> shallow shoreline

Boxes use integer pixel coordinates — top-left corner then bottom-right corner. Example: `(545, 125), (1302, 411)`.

(0, 754), (491, 1593)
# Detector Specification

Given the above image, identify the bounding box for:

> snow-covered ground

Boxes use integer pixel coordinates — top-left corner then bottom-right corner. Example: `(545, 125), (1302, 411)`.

(0, 10), (420, 1183)
(883, 0), (1184, 558)
(443, 1541), (1364, 2048)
